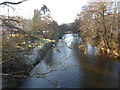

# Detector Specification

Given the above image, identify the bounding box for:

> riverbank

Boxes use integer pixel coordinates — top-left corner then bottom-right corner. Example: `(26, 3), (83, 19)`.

(2, 34), (63, 88)
(2, 22), (66, 88)
(78, 42), (120, 61)
(2, 39), (51, 88)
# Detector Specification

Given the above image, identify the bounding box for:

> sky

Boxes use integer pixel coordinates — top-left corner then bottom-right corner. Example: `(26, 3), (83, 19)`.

(0, 0), (87, 25)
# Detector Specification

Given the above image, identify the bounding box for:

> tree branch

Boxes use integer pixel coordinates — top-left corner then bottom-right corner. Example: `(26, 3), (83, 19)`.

(0, 17), (20, 23)
(0, 0), (28, 5)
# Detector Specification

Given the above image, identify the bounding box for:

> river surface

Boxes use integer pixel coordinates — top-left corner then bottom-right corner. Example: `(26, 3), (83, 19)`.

(20, 34), (119, 88)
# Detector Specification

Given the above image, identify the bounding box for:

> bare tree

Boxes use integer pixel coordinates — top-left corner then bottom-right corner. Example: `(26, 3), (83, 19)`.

(74, 0), (120, 58)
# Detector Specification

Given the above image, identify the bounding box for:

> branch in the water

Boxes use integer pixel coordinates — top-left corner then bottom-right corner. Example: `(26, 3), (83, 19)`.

(0, 0), (28, 5)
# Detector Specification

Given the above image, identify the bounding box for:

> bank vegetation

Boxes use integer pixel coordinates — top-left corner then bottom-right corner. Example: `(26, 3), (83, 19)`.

(73, 0), (120, 59)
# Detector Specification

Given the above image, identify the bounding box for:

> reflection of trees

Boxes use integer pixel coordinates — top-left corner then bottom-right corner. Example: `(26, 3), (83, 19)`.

(43, 49), (54, 65)
(74, 47), (113, 87)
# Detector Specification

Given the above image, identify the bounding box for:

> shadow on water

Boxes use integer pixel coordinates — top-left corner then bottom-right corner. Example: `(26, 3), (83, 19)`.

(20, 33), (119, 88)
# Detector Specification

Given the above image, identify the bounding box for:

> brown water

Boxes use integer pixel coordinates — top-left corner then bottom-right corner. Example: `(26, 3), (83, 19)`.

(20, 34), (119, 88)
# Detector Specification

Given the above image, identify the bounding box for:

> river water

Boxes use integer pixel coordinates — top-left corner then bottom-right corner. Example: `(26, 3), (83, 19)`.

(20, 34), (119, 88)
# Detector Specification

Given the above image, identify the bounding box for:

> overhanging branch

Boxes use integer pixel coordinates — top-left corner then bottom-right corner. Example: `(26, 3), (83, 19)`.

(0, 0), (28, 5)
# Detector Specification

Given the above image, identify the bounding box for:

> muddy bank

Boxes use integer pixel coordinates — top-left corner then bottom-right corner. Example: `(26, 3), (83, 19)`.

(2, 41), (54, 88)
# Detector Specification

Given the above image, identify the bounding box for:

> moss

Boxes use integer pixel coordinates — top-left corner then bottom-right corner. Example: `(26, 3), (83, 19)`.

(40, 42), (45, 46)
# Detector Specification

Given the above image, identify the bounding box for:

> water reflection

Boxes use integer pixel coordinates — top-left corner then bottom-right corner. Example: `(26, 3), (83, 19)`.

(20, 34), (119, 88)
(87, 44), (99, 55)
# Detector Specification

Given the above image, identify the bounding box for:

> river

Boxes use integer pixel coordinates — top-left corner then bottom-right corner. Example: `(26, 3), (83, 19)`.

(20, 34), (119, 88)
